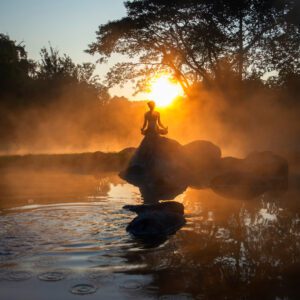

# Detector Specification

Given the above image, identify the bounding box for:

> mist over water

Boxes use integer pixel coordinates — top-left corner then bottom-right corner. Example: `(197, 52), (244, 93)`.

(2, 86), (300, 160)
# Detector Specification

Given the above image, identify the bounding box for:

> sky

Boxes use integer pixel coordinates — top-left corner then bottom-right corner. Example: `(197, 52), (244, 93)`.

(0, 0), (140, 98)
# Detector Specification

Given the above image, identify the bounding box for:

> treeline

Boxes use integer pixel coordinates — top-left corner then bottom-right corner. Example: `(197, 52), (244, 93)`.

(0, 33), (111, 107)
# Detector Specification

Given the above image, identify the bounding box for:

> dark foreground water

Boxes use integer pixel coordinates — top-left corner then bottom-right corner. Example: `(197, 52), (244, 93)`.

(0, 170), (300, 300)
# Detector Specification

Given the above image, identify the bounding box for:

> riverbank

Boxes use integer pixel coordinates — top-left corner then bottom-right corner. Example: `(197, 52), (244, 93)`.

(0, 148), (136, 173)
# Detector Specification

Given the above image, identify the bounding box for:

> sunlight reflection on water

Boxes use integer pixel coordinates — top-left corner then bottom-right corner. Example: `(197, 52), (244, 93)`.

(0, 171), (299, 299)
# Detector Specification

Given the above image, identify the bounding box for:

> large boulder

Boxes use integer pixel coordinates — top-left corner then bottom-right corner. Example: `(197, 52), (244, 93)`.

(118, 147), (136, 168)
(243, 151), (288, 185)
(124, 201), (185, 238)
(211, 151), (288, 199)
(210, 171), (271, 199)
(120, 135), (189, 202)
(219, 156), (243, 173)
(182, 140), (222, 188)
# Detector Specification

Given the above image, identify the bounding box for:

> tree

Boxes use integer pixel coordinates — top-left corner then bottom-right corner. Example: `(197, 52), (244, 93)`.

(36, 46), (109, 101)
(38, 46), (94, 85)
(0, 34), (35, 97)
(0, 35), (110, 107)
(87, 0), (300, 96)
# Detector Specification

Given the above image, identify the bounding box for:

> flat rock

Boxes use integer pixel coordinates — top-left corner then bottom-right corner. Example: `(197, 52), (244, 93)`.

(124, 201), (185, 238)
(124, 201), (184, 215)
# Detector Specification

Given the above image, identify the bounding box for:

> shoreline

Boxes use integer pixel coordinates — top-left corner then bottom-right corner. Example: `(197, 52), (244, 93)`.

(0, 148), (136, 173)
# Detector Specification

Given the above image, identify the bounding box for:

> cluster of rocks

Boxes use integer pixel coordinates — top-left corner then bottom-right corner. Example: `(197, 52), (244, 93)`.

(121, 135), (288, 238)
(120, 135), (288, 201)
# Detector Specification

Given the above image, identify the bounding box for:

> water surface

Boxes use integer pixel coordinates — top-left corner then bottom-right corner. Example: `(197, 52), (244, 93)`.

(0, 171), (299, 299)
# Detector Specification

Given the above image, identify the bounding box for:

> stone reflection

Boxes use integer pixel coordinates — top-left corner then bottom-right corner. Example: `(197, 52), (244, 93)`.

(122, 188), (300, 299)
(123, 201), (185, 243)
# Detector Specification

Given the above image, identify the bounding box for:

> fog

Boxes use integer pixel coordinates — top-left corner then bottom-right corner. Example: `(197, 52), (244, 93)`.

(1, 83), (300, 163)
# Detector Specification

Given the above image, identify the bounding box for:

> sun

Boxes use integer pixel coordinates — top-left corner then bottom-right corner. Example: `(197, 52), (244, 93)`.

(147, 75), (183, 107)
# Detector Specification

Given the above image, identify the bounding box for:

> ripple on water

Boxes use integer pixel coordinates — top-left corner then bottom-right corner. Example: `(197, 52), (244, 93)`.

(0, 184), (143, 290)
(4, 270), (33, 281)
(119, 279), (142, 290)
(88, 271), (115, 282)
(38, 271), (66, 281)
(70, 283), (97, 295)
(88, 254), (126, 266)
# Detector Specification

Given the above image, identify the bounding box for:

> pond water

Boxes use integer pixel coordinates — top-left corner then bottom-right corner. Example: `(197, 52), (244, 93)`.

(0, 170), (300, 300)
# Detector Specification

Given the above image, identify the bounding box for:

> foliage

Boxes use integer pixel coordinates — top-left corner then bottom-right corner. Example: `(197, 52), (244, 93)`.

(0, 35), (109, 107)
(0, 33), (35, 97)
(37, 46), (97, 85)
(35, 46), (110, 101)
(87, 0), (300, 96)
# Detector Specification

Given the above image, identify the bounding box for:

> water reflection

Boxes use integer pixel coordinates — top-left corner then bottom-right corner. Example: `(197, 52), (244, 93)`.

(123, 188), (300, 299)
(0, 171), (299, 299)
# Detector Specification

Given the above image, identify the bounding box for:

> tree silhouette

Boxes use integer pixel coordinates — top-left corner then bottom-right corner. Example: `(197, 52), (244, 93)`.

(0, 34), (35, 99)
(0, 36), (109, 107)
(37, 46), (100, 87)
(87, 0), (300, 96)
(37, 46), (110, 101)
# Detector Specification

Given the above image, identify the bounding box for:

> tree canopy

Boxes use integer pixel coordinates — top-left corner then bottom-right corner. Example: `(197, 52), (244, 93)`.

(87, 0), (300, 96)
(0, 35), (109, 107)
(0, 33), (35, 96)
(37, 46), (98, 87)
(35, 46), (109, 100)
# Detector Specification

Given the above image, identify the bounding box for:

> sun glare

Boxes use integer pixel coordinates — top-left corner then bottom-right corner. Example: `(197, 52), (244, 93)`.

(148, 75), (183, 107)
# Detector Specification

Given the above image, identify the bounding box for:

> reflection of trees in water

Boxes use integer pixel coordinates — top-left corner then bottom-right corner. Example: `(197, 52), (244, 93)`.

(123, 189), (300, 299)
(179, 189), (300, 298)
(94, 175), (111, 196)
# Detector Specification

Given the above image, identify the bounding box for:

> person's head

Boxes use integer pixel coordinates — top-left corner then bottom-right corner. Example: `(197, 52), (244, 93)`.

(147, 100), (155, 111)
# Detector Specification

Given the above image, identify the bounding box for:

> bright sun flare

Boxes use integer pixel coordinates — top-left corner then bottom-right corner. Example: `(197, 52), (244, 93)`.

(148, 75), (183, 107)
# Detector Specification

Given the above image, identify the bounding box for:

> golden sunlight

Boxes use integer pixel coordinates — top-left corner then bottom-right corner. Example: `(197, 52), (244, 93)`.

(148, 75), (183, 107)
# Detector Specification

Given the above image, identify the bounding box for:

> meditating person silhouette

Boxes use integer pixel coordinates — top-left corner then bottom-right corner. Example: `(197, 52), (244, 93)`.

(141, 101), (168, 136)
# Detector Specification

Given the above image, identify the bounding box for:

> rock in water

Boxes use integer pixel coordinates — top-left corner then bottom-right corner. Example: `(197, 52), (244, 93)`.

(120, 135), (189, 201)
(211, 151), (288, 199)
(120, 136), (223, 201)
(243, 151), (288, 190)
(211, 171), (270, 199)
(124, 202), (185, 238)
(182, 140), (222, 188)
(124, 201), (184, 215)
(120, 135), (288, 201)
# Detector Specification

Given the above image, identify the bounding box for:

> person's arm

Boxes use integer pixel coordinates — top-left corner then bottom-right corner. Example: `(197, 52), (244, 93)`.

(157, 112), (167, 129)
